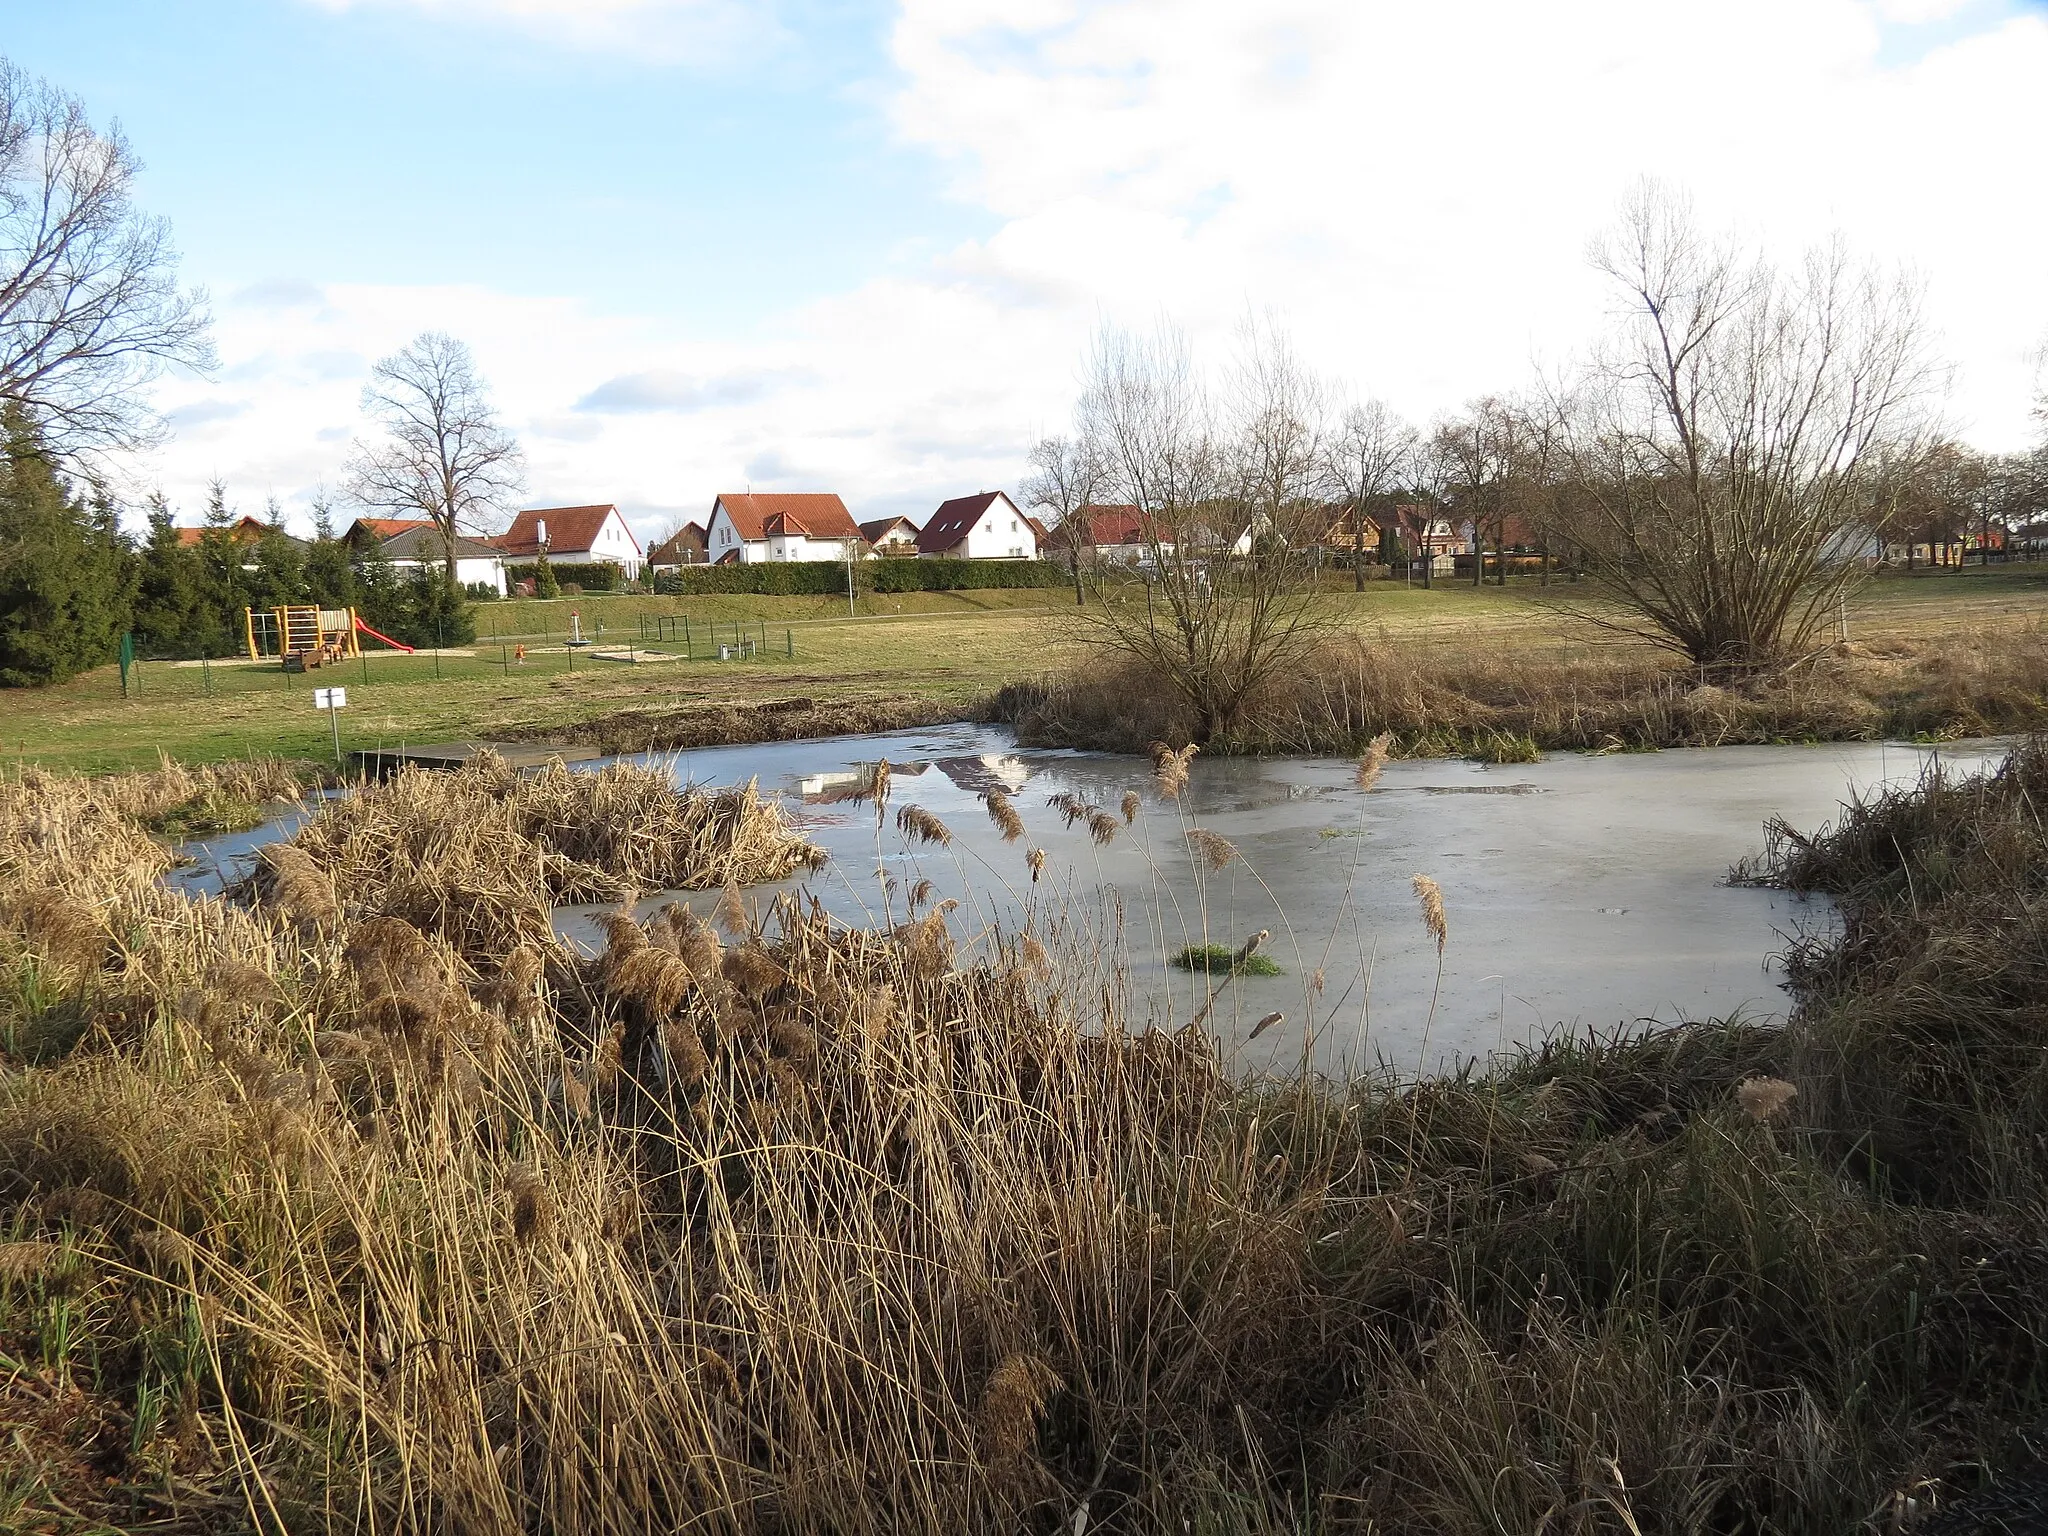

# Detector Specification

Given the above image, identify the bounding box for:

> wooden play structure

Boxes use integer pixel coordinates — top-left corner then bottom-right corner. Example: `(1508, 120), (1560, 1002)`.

(244, 606), (415, 670)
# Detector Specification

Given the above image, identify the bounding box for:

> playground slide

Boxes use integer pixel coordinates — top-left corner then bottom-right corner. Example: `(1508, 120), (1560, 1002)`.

(352, 616), (416, 653)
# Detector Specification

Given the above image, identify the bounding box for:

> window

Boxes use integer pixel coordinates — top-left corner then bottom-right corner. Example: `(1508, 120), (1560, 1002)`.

(1010, 519), (1018, 531)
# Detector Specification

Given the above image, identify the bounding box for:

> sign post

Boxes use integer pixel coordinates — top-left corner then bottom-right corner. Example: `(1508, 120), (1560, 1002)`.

(313, 686), (347, 764)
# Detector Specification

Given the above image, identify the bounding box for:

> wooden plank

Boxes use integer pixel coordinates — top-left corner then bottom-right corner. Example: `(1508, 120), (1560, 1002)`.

(349, 740), (605, 777)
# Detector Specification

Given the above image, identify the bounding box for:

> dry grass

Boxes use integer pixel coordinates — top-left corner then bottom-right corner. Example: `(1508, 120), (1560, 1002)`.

(245, 752), (819, 959)
(2, 746), (2047, 1531)
(994, 622), (2048, 757)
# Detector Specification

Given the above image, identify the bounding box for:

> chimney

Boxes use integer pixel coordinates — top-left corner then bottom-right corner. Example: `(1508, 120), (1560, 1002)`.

(537, 518), (548, 549)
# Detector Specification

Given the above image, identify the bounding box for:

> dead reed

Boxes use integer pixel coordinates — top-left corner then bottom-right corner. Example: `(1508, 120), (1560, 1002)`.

(994, 622), (2048, 757)
(3, 745), (2048, 1532)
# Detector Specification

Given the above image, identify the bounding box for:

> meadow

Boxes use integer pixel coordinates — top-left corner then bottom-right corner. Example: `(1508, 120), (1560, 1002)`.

(10, 567), (2048, 773)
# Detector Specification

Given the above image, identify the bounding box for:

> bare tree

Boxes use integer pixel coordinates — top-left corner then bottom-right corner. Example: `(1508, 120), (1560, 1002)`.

(0, 61), (214, 462)
(1023, 433), (1099, 606)
(344, 332), (524, 586)
(1550, 185), (1940, 668)
(1319, 398), (1415, 591)
(1432, 397), (1526, 587)
(1069, 319), (1331, 742)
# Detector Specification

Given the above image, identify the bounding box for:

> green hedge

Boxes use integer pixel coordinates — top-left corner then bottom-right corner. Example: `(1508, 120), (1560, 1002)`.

(507, 561), (621, 592)
(869, 558), (1069, 592)
(651, 559), (1069, 596)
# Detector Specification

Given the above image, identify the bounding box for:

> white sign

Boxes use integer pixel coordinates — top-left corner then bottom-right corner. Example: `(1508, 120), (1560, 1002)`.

(313, 687), (347, 709)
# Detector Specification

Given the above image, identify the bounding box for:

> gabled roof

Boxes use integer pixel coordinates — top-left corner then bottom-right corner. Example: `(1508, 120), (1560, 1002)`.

(859, 515), (918, 543)
(378, 526), (505, 563)
(646, 524), (708, 564)
(1046, 505), (1156, 548)
(498, 504), (639, 559)
(915, 491), (1023, 555)
(714, 493), (859, 542)
(344, 516), (432, 545)
(177, 515), (277, 547)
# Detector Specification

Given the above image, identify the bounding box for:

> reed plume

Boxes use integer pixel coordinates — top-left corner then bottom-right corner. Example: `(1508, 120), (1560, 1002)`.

(1149, 741), (1198, 799)
(1026, 848), (1047, 883)
(1086, 809), (1121, 846)
(1355, 731), (1394, 792)
(896, 805), (954, 848)
(1736, 1076), (1798, 1123)
(1121, 790), (1142, 824)
(1187, 828), (1238, 871)
(1411, 874), (1448, 953)
(985, 790), (1025, 842)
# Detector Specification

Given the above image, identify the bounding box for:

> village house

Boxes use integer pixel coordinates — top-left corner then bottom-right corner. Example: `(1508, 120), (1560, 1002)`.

(177, 514), (291, 548)
(859, 515), (920, 556)
(705, 493), (862, 563)
(497, 504), (645, 580)
(1043, 505), (1171, 567)
(646, 521), (710, 570)
(376, 525), (509, 595)
(915, 491), (1040, 559)
(342, 516), (430, 548)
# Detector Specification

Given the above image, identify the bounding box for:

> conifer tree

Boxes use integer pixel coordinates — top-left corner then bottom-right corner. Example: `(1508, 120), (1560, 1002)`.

(131, 490), (218, 656)
(0, 412), (131, 685)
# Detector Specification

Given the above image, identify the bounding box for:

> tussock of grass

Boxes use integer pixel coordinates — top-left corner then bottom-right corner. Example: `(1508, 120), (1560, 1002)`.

(1170, 942), (1282, 976)
(993, 623), (2048, 756)
(3, 744), (2048, 1529)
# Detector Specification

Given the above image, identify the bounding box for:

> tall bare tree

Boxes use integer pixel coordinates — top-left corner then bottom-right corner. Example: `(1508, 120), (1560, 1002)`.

(1550, 185), (1939, 668)
(1432, 397), (1526, 587)
(1320, 398), (1415, 591)
(1069, 319), (1331, 742)
(0, 61), (214, 462)
(344, 332), (524, 586)
(1023, 433), (1099, 606)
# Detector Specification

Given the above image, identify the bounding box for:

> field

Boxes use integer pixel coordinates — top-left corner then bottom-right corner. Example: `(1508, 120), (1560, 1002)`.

(7, 567), (2048, 771)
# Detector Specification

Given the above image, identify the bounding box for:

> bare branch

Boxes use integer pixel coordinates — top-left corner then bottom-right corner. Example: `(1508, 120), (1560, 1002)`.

(0, 60), (215, 465)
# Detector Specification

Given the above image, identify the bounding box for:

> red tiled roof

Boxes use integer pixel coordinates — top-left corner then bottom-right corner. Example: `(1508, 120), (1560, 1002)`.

(1046, 504), (1154, 547)
(915, 491), (1026, 555)
(714, 493), (859, 542)
(498, 504), (639, 559)
(346, 517), (432, 544)
(859, 515), (917, 543)
(176, 515), (274, 546)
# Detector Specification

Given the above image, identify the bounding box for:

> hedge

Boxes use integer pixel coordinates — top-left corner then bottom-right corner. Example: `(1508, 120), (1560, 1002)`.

(651, 559), (1071, 596)
(506, 561), (621, 592)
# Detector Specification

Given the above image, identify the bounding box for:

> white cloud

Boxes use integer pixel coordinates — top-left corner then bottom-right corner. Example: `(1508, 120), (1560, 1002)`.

(146, 0), (2047, 540)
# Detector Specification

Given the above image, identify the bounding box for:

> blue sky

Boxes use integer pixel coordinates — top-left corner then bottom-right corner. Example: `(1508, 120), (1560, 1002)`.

(7, 0), (2045, 540)
(8, 0), (983, 331)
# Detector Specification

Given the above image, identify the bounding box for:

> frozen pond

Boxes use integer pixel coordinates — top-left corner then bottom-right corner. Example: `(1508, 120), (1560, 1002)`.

(596, 727), (2005, 1075)
(172, 727), (2010, 1077)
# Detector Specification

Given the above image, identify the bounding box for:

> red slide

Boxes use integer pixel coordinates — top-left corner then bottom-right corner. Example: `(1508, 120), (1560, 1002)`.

(352, 616), (416, 653)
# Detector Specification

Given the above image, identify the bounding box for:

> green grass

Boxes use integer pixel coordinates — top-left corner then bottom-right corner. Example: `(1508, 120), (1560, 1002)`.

(7, 567), (2048, 773)
(1170, 943), (1283, 976)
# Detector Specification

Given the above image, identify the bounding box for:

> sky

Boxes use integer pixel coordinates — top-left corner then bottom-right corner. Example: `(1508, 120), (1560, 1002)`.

(9, 0), (2047, 542)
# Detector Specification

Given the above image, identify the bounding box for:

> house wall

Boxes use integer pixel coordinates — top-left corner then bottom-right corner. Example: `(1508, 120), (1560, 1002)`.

(390, 556), (508, 595)
(763, 533), (853, 562)
(959, 494), (1036, 559)
(588, 510), (643, 578)
(708, 505), (744, 561)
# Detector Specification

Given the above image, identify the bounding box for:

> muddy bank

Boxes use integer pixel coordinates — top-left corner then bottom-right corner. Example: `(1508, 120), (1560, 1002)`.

(502, 691), (968, 754)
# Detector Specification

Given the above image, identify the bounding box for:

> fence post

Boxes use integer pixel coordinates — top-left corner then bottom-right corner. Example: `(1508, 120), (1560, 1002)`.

(786, 627), (792, 658)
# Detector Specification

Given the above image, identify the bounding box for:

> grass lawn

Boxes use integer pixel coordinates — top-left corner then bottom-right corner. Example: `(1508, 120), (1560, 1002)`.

(10, 566), (2048, 772)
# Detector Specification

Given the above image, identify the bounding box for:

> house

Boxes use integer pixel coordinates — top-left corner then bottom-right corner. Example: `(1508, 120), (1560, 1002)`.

(859, 515), (920, 556)
(646, 522), (710, 570)
(375, 526), (508, 596)
(497, 504), (644, 580)
(342, 517), (432, 548)
(705, 493), (862, 563)
(915, 491), (1038, 559)
(177, 515), (283, 548)
(1042, 504), (1172, 567)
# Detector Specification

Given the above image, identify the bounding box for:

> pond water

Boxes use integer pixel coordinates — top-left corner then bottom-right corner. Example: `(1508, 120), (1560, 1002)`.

(173, 727), (2011, 1077)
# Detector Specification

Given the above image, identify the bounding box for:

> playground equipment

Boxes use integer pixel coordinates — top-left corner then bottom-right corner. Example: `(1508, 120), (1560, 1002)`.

(244, 606), (415, 670)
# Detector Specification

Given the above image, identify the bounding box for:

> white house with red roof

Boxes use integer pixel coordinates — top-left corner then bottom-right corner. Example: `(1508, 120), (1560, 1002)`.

(915, 491), (1040, 559)
(705, 493), (862, 563)
(497, 504), (644, 579)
